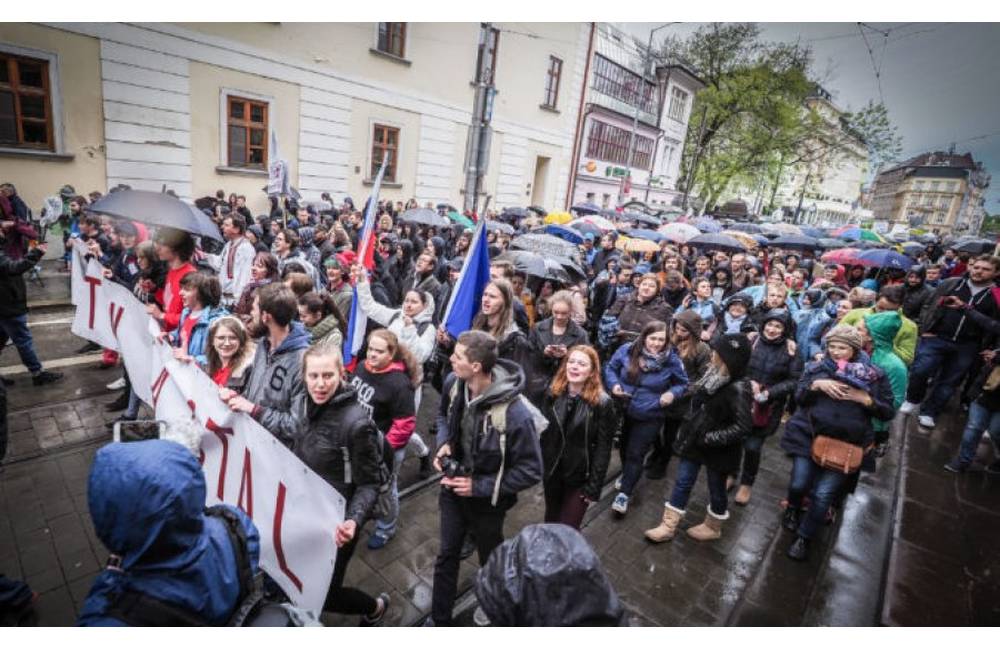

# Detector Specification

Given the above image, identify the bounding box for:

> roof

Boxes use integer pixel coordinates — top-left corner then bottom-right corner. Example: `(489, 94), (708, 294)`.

(882, 151), (977, 174)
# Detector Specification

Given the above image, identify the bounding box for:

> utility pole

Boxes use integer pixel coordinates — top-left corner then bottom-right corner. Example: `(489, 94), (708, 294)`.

(463, 23), (496, 216)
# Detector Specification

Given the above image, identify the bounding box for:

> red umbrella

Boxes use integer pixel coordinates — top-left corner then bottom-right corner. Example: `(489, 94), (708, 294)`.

(820, 247), (864, 266)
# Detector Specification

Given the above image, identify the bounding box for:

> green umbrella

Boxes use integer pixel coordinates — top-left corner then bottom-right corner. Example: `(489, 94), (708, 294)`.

(447, 210), (474, 228)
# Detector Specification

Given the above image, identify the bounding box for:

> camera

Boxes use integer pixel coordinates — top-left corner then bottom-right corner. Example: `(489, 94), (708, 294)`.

(439, 456), (468, 479)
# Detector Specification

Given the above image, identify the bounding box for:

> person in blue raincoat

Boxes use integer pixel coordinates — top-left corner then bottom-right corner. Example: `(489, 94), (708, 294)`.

(78, 439), (260, 626)
(793, 288), (833, 363)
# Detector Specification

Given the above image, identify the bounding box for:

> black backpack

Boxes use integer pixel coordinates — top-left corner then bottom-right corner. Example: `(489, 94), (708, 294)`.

(105, 506), (311, 626)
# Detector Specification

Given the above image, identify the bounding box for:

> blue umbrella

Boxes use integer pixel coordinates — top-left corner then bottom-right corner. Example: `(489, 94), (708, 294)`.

(625, 228), (666, 243)
(752, 234), (770, 246)
(544, 224), (585, 245)
(692, 217), (722, 233)
(571, 202), (602, 216)
(856, 249), (913, 271)
(800, 226), (824, 238)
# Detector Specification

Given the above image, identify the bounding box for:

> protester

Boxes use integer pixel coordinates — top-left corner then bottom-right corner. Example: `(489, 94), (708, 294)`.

(604, 320), (688, 516)
(0, 240), (62, 386)
(291, 342), (390, 625)
(234, 252), (279, 325)
(525, 291), (590, 405)
(203, 316), (255, 390)
(162, 272), (228, 366)
(297, 291), (346, 350)
(147, 228), (197, 333)
(538, 345), (616, 529)
(840, 285), (917, 366)
(428, 331), (542, 627)
(204, 215), (255, 309)
(353, 264), (436, 364)
(604, 273), (673, 351)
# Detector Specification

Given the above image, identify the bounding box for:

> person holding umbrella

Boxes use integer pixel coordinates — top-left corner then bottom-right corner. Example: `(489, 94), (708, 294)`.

(147, 228), (197, 333)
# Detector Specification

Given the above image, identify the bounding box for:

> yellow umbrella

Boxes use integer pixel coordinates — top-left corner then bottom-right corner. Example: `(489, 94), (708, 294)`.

(544, 211), (573, 225)
(616, 236), (660, 254)
(721, 230), (759, 251)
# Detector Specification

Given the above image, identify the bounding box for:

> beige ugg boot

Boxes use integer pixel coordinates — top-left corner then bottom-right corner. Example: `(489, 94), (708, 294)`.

(734, 484), (752, 505)
(686, 507), (729, 541)
(644, 504), (685, 543)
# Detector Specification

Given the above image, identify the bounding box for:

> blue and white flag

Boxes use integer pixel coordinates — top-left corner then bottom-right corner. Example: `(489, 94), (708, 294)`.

(443, 219), (491, 339)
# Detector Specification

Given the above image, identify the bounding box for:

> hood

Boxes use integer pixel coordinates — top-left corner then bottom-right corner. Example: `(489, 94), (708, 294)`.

(298, 227), (315, 246)
(271, 321), (311, 355)
(469, 358), (525, 409)
(429, 236), (445, 257)
(309, 313), (341, 341)
(802, 288), (825, 309)
(88, 440), (207, 569)
(907, 265), (926, 287)
(414, 293), (436, 323)
(759, 308), (793, 343)
(713, 264), (732, 286)
(475, 524), (628, 627)
(864, 310), (902, 352)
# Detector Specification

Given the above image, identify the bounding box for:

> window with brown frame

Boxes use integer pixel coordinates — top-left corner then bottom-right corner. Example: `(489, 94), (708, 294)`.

(585, 120), (654, 169)
(371, 124), (399, 182)
(227, 96), (268, 168)
(475, 26), (500, 85)
(543, 56), (562, 109)
(0, 53), (54, 150)
(377, 23), (407, 58)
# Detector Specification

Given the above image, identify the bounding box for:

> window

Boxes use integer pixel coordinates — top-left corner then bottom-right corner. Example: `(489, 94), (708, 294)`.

(585, 120), (654, 169)
(475, 26), (500, 85)
(542, 56), (562, 109)
(591, 54), (656, 115)
(930, 180), (940, 191)
(371, 123), (399, 182)
(0, 53), (53, 150)
(376, 23), (406, 59)
(914, 180), (925, 191)
(227, 95), (268, 168)
(667, 86), (688, 122)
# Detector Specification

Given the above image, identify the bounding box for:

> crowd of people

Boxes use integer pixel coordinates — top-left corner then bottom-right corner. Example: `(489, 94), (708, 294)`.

(2, 179), (999, 627)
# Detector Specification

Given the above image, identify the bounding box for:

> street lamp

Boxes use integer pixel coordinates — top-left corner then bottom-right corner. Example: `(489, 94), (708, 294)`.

(618, 22), (677, 207)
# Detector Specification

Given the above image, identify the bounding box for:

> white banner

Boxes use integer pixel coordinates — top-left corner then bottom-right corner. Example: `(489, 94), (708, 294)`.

(70, 244), (343, 613)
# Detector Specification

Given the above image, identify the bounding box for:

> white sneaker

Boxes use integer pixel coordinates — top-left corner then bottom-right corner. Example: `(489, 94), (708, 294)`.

(472, 605), (490, 627)
(106, 377), (126, 391)
(899, 401), (918, 415)
(918, 415), (936, 429)
(611, 492), (629, 515)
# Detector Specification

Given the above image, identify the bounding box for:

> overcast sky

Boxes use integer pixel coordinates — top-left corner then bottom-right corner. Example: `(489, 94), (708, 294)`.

(621, 22), (1000, 212)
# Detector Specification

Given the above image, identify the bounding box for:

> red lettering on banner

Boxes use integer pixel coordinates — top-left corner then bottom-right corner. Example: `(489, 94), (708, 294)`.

(108, 303), (124, 338)
(205, 418), (235, 500)
(84, 276), (102, 329)
(187, 400), (197, 416)
(272, 482), (303, 593)
(151, 368), (170, 407)
(237, 448), (254, 518)
(198, 447), (205, 466)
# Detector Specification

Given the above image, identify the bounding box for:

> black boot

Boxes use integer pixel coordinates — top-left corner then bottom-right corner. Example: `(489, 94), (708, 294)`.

(787, 536), (809, 561)
(105, 390), (130, 412)
(31, 370), (63, 386)
(782, 506), (800, 532)
(418, 453), (434, 480)
(75, 341), (101, 354)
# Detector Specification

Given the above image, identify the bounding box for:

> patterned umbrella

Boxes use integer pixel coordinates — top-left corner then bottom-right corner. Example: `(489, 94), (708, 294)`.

(838, 228), (885, 243)
(720, 230), (760, 251)
(820, 248), (864, 266)
(485, 220), (515, 235)
(830, 224), (862, 236)
(511, 233), (580, 259)
(401, 207), (450, 227)
(689, 232), (747, 253)
(544, 224), (584, 245)
(658, 222), (701, 243)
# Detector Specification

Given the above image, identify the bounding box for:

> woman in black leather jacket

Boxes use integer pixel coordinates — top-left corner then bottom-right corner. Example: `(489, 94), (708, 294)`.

(292, 342), (390, 625)
(539, 345), (617, 529)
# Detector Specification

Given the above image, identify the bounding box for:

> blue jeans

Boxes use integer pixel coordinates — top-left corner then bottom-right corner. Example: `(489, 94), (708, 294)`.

(374, 447), (407, 538)
(668, 458), (728, 515)
(0, 315), (42, 374)
(957, 401), (1000, 466)
(739, 435), (765, 486)
(620, 417), (663, 496)
(905, 337), (979, 418)
(786, 456), (849, 540)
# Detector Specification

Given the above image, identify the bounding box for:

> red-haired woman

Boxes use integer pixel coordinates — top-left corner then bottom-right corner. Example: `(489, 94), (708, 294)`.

(539, 345), (618, 529)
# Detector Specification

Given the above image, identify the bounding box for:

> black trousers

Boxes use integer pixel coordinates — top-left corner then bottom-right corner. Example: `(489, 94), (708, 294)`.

(431, 489), (512, 625)
(323, 529), (377, 616)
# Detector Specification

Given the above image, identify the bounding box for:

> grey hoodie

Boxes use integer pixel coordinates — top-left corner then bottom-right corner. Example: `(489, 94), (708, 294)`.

(242, 321), (312, 446)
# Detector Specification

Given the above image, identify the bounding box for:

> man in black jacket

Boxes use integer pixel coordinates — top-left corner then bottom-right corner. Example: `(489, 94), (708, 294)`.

(900, 255), (1000, 429)
(428, 331), (542, 626)
(0, 240), (62, 390)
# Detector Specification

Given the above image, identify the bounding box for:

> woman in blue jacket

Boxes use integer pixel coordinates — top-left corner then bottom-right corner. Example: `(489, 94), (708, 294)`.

(778, 325), (895, 561)
(162, 272), (229, 366)
(604, 319), (688, 517)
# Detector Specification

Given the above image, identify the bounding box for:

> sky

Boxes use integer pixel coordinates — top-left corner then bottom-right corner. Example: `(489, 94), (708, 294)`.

(620, 22), (1000, 213)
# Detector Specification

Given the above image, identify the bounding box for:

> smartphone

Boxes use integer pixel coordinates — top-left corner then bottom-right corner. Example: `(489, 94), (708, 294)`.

(113, 420), (166, 443)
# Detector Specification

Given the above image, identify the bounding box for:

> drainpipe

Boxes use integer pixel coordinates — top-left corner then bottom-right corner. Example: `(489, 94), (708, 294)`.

(566, 22), (596, 210)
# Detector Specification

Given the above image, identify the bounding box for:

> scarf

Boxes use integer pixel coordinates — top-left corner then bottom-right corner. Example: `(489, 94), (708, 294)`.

(695, 364), (730, 395)
(723, 312), (746, 334)
(639, 347), (671, 374)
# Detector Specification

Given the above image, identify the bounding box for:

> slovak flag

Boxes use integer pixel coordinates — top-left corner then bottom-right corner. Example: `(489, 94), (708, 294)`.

(343, 153), (388, 371)
(442, 218), (491, 339)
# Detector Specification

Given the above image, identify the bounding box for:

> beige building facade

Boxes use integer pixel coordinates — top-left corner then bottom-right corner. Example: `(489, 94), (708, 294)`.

(0, 22), (590, 215)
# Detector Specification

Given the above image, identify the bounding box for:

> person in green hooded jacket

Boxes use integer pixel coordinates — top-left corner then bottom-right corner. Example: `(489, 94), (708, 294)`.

(840, 284), (916, 366)
(859, 310), (908, 453)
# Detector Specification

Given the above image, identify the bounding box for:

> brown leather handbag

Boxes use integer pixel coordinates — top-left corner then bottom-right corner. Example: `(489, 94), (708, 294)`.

(811, 435), (865, 474)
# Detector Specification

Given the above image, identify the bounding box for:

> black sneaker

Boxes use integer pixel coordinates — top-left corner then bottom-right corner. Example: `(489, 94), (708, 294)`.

(105, 391), (130, 412)
(786, 536), (809, 561)
(944, 459), (968, 474)
(781, 506), (800, 532)
(31, 370), (63, 386)
(418, 453), (434, 480)
(75, 341), (102, 354)
(359, 592), (390, 626)
(986, 461), (1000, 476)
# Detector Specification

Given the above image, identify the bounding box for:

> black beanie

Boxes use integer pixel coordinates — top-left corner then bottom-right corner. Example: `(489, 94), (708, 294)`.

(711, 333), (752, 379)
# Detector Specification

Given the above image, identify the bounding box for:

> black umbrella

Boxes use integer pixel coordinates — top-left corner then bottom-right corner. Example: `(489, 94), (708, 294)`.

(502, 207), (530, 219)
(688, 232), (747, 253)
(954, 238), (996, 255)
(497, 251), (569, 284)
(485, 220), (515, 235)
(400, 207), (449, 227)
(86, 190), (223, 241)
(571, 202), (602, 216)
(621, 211), (660, 227)
(729, 222), (762, 234)
(551, 256), (587, 284)
(766, 234), (819, 250)
(511, 233), (579, 259)
(527, 205), (547, 216)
